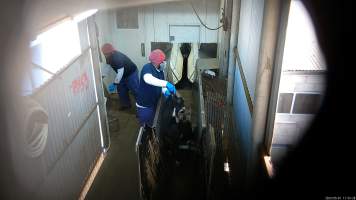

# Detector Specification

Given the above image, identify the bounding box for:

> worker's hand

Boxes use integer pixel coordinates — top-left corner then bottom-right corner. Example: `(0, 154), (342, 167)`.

(166, 82), (176, 94)
(163, 89), (171, 98)
(108, 83), (116, 93)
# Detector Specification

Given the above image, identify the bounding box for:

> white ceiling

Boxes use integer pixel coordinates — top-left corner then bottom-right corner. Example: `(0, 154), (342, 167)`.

(23, 0), (195, 33)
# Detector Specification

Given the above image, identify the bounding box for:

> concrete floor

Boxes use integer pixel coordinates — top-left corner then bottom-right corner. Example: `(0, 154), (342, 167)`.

(86, 93), (140, 200)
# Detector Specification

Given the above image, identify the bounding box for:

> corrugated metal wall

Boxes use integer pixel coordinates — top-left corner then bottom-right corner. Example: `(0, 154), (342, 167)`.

(32, 48), (97, 172)
(35, 109), (101, 199)
(26, 18), (105, 199)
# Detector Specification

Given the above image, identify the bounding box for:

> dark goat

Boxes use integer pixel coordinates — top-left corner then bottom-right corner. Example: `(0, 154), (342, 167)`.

(158, 95), (196, 161)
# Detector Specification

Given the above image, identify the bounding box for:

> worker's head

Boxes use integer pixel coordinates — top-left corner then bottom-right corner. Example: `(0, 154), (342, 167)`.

(101, 43), (115, 58)
(149, 49), (166, 68)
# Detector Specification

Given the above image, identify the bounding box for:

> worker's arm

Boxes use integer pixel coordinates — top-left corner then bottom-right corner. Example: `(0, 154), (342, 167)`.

(143, 74), (171, 97)
(114, 68), (124, 84)
(143, 73), (168, 87)
(143, 73), (176, 94)
(142, 74), (170, 96)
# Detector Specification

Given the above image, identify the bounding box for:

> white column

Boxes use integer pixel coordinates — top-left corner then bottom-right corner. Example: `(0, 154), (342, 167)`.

(248, 0), (289, 186)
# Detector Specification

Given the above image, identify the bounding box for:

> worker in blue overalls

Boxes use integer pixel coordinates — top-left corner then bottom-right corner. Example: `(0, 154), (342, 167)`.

(136, 49), (176, 127)
(101, 43), (139, 110)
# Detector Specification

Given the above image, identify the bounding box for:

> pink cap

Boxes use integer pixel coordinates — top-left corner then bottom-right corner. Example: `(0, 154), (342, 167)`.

(149, 49), (166, 66)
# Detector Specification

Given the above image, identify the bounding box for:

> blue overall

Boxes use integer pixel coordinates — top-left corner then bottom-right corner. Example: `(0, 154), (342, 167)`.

(106, 51), (139, 107)
(117, 70), (139, 107)
(136, 63), (165, 127)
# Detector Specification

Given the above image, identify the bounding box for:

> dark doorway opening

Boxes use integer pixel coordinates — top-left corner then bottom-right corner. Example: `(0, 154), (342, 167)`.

(175, 43), (193, 89)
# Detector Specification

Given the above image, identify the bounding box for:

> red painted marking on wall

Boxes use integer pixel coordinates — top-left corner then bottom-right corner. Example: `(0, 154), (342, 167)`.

(71, 72), (90, 94)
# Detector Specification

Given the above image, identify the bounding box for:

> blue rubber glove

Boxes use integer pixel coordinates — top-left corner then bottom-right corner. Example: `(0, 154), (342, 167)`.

(163, 89), (171, 98)
(108, 83), (116, 93)
(166, 82), (176, 94)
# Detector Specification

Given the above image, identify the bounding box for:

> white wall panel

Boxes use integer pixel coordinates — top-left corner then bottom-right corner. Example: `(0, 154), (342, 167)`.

(237, 0), (265, 101)
(145, 0), (219, 43)
(95, 10), (115, 49)
(169, 25), (200, 43)
(113, 7), (148, 71)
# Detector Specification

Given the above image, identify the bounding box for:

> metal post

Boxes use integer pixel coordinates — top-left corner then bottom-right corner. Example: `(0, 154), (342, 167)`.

(248, 0), (290, 187)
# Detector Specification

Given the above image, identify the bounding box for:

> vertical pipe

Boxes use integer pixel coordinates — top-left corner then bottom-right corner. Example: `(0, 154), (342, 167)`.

(227, 0), (241, 105)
